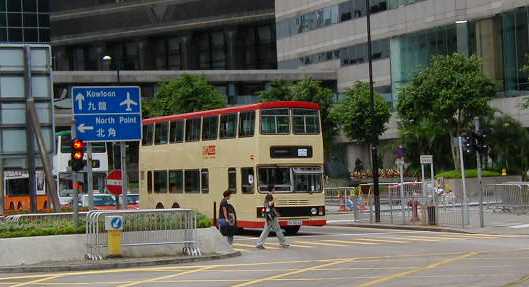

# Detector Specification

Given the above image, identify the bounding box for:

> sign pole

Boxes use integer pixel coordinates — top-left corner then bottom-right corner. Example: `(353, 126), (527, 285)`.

(120, 142), (128, 210)
(458, 136), (467, 229)
(86, 143), (94, 209)
(474, 117), (484, 228)
(398, 160), (405, 224)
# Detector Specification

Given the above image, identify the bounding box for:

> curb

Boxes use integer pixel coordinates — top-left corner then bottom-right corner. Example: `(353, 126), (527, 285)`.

(0, 251), (241, 273)
(329, 223), (475, 234)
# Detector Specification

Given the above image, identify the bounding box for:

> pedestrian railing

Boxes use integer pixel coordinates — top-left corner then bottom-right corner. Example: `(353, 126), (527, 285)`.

(85, 208), (200, 260)
(485, 183), (529, 215)
(4, 212), (88, 225)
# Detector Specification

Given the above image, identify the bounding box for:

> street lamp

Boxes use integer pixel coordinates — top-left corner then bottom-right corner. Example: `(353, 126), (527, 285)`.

(102, 55), (120, 83)
(365, 0), (381, 222)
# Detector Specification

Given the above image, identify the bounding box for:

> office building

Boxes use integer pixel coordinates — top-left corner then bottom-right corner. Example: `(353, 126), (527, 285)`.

(0, 0), (50, 43)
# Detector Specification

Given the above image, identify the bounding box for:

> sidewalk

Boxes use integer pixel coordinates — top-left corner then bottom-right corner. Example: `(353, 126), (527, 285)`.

(0, 251), (240, 273)
(327, 213), (529, 235)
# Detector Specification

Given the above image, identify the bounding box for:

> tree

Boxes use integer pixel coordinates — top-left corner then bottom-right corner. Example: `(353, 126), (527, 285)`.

(143, 74), (226, 117)
(331, 81), (391, 145)
(258, 78), (336, 148)
(398, 53), (496, 169)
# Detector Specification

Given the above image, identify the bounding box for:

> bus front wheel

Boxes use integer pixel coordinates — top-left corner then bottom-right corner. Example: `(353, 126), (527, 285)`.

(284, 226), (300, 235)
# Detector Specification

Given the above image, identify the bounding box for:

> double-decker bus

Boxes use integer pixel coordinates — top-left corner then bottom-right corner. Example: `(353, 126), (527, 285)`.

(3, 169), (49, 212)
(52, 131), (109, 206)
(140, 101), (326, 234)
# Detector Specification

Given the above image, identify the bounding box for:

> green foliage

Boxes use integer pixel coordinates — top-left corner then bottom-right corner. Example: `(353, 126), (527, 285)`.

(331, 81), (391, 144)
(196, 213), (212, 228)
(143, 74), (226, 117)
(485, 114), (529, 174)
(398, 53), (497, 168)
(0, 222), (85, 239)
(436, 169), (501, 179)
(258, 78), (336, 153)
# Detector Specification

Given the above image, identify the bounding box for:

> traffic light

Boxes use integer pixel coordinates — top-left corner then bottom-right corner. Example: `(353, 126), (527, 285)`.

(462, 129), (490, 155)
(70, 138), (86, 172)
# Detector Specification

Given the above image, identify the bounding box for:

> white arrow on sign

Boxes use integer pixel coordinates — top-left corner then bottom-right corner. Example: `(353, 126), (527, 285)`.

(120, 92), (138, 112)
(78, 123), (94, 133)
(75, 93), (85, 111)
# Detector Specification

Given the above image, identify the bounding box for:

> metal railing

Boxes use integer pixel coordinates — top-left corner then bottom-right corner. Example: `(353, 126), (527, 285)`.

(485, 183), (529, 215)
(85, 208), (200, 260)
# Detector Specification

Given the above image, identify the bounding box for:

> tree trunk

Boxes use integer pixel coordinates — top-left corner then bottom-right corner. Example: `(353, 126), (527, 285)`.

(449, 130), (459, 170)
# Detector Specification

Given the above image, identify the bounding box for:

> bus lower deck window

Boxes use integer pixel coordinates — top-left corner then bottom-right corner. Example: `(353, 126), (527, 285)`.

(201, 169), (209, 193)
(154, 170), (168, 193)
(169, 170), (183, 193)
(147, 171), (153, 193)
(184, 169), (200, 193)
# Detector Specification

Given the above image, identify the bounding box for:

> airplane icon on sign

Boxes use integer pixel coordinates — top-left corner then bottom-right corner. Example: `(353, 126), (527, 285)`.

(120, 92), (138, 112)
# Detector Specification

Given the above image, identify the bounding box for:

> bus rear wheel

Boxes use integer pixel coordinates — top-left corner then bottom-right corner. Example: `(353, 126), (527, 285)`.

(284, 226), (300, 235)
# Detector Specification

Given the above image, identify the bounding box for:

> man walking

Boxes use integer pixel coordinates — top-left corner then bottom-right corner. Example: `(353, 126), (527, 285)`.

(256, 192), (289, 249)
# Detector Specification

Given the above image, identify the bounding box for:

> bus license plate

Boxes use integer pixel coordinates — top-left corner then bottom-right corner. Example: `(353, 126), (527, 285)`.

(287, 219), (303, 226)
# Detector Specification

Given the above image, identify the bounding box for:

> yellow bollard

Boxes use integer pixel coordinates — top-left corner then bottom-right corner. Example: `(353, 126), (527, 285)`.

(108, 230), (123, 257)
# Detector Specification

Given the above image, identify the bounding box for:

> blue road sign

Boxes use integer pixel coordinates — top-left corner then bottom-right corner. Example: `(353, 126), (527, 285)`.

(111, 217), (123, 229)
(72, 86), (142, 142)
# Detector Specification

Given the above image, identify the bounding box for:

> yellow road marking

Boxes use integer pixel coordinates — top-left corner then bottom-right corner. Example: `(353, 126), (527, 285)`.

(321, 239), (378, 245)
(294, 240), (348, 247)
(357, 251), (479, 287)
(398, 236), (441, 242)
(116, 266), (213, 287)
(231, 258), (356, 287)
(233, 248), (249, 252)
(8, 276), (60, 287)
(234, 243), (279, 250)
(354, 238), (409, 244)
(288, 243), (313, 248)
(426, 235), (471, 240)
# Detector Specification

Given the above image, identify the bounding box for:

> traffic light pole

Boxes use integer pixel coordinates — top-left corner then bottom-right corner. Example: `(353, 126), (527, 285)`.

(475, 117), (484, 228)
(86, 143), (94, 209)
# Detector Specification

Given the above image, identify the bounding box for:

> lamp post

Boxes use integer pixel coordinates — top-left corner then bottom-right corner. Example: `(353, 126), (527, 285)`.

(365, 0), (380, 222)
(101, 55), (127, 210)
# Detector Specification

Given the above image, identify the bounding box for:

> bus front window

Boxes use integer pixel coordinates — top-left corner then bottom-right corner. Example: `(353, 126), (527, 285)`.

(258, 167), (291, 192)
(293, 168), (322, 193)
(6, 178), (30, 196)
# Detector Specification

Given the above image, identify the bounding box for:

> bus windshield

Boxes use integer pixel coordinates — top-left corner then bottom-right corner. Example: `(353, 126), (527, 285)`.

(258, 167), (322, 193)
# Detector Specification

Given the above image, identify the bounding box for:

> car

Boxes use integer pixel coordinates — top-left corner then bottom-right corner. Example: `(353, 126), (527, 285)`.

(119, 194), (140, 210)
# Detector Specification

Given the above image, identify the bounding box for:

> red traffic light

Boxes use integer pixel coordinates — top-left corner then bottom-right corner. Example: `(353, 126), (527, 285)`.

(73, 151), (84, 160)
(72, 139), (85, 150)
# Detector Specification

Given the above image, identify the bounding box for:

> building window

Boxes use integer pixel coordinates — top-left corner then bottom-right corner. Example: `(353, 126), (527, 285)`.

(154, 122), (169, 145)
(261, 108), (290, 134)
(184, 169), (200, 193)
(201, 169), (209, 194)
(228, 167), (236, 193)
(185, 118), (201, 142)
(202, 116), (218, 141)
(169, 170), (183, 193)
(170, 120), (184, 143)
(241, 167), (255, 194)
(154, 170), (168, 193)
(142, 125), (153, 146)
(147, 171), (153, 193)
(293, 109), (320, 134)
(220, 113), (237, 139)
(168, 37), (183, 70)
(238, 111), (255, 137)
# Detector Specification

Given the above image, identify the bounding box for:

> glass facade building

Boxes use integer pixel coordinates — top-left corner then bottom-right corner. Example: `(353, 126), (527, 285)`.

(0, 0), (50, 43)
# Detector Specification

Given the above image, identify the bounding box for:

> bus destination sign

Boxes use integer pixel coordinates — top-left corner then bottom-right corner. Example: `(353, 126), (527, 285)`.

(270, 146), (313, 158)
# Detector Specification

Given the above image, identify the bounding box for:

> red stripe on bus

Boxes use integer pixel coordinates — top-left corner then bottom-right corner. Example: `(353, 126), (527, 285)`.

(237, 219), (327, 229)
(143, 101), (320, 125)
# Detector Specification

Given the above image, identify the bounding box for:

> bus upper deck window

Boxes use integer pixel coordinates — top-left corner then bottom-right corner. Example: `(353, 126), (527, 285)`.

(220, 114), (237, 139)
(185, 118), (201, 142)
(238, 111), (255, 137)
(155, 122), (169, 145)
(202, 116), (219, 141)
(261, 109), (290, 134)
(170, 120), (184, 143)
(142, 125), (154, 146)
(293, 109), (320, 134)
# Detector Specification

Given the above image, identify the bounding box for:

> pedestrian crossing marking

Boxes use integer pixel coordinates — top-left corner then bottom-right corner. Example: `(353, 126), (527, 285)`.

(294, 240), (349, 247)
(288, 243), (313, 248)
(233, 248), (248, 252)
(321, 239), (377, 245)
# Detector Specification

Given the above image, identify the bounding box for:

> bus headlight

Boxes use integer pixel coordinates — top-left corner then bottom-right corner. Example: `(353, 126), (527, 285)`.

(311, 208), (318, 215)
